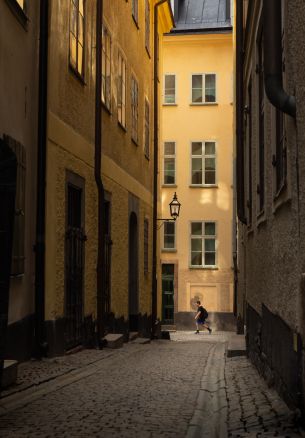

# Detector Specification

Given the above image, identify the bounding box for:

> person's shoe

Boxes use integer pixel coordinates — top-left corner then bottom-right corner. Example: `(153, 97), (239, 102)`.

(208, 328), (212, 334)
(194, 330), (199, 334)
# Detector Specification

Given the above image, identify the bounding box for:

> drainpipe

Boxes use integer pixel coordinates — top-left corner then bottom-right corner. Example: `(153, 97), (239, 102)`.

(152, 0), (173, 339)
(236, 0), (246, 224)
(263, 0), (296, 118)
(95, 0), (106, 344)
(34, 0), (49, 357)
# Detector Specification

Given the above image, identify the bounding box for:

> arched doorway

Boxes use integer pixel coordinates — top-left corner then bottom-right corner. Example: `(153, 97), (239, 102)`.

(128, 212), (139, 331)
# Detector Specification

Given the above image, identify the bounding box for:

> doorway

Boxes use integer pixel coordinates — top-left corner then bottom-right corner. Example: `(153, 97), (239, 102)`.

(162, 264), (175, 324)
(128, 212), (139, 331)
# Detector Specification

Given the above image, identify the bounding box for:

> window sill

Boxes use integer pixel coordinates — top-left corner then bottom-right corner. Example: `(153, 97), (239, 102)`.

(162, 249), (177, 253)
(118, 121), (127, 133)
(189, 184), (218, 188)
(69, 65), (86, 85)
(132, 15), (139, 29)
(132, 137), (139, 147)
(102, 102), (112, 115)
(162, 184), (177, 188)
(163, 103), (177, 106)
(145, 47), (151, 59)
(190, 102), (218, 107)
(5, 0), (28, 29)
(189, 266), (218, 270)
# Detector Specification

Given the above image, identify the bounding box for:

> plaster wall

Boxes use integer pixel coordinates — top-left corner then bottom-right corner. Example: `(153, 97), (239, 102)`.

(0, 1), (39, 325)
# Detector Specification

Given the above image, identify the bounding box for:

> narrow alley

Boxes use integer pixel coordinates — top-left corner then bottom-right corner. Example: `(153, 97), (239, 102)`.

(0, 333), (301, 437)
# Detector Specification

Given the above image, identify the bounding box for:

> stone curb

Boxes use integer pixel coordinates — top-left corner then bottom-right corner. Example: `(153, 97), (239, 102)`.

(186, 342), (228, 438)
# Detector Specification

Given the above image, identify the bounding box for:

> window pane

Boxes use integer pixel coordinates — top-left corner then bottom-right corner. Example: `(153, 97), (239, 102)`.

(165, 142), (175, 155)
(192, 89), (203, 103)
(192, 158), (202, 184)
(205, 171), (216, 185)
(192, 75), (202, 88)
(205, 142), (215, 155)
(78, 15), (84, 45)
(162, 264), (174, 275)
(205, 158), (215, 171)
(205, 253), (216, 266)
(78, 43), (83, 74)
(191, 252), (202, 266)
(71, 5), (77, 35)
(191, 222), (202, 235)
(192, 142), (202, 155)
(205, 222), (215, 235)
(79, 0), (84, 15)
(16, 0), (25, 9)
(70, 35), (77, 67)
(205, 74), (216, 102)
(205, 239), (215, 251)
(165, 75), (175, 89)
(191, 239), (202, 251)
(165, 236), (175, 248)
(165, 222), (175, 234)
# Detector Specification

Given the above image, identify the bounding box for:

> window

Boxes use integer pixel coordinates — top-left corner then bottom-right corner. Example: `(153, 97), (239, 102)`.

(191, 74), (216, 104)
(102, 25), (111, 110)
(164, 74), (176, 104)
(16, 0), (25, 9)
(69, 0), (85, 78)
(4, 136), (26, 276)
(144, 98), (150, 158)
(144, 219), (149, 275)
(132, 0), (138, 26)
(145, 0), (150, 54)
(257, 31), (265, 212)
(118, 51), (126, 128)
(191, 141), (216, 186)
(164, 222), (176, 250)
(247, 80), (253, 225)
(163, 142), (176, 185)
(190, 222), (217, 268)
(131, 76), (139, 144)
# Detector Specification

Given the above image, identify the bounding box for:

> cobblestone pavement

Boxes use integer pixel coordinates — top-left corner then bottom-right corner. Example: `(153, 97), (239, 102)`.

(225, 356), (302, 437)
(0, 332), (303, 437)
(0, 338), (214, 438)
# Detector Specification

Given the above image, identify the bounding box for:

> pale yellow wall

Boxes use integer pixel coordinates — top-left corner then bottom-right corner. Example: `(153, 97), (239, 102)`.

(160, 33), (234, 315)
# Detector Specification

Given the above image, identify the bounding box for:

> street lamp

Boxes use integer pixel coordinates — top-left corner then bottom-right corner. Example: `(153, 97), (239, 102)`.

(157, 192), (181, 229)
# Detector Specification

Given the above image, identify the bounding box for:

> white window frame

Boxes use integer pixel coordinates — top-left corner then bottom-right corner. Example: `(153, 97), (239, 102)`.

(190, 73), (217, 105)
(144, 97), (150, 159)
(190, 141), (217, 187)
(102, 24), (112, 110)
(189, 221), (217, 268)
(117, 50), (127, 129)
(164, 74), (177, 105)
(163, 221), (176, 251)
(131, 74), (139, 144)
(163, 141), (176, 186)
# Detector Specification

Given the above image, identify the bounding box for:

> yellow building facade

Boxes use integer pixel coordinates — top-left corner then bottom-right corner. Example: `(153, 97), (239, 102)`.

(44, 0), (173, 355)
(160, 0), (234, 330)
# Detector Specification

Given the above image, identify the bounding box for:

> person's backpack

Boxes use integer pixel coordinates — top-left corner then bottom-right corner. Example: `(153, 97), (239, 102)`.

(202, 308), (208, 319)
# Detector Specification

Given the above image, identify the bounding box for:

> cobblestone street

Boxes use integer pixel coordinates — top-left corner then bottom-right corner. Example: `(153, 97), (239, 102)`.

(0, 333), (303, 437)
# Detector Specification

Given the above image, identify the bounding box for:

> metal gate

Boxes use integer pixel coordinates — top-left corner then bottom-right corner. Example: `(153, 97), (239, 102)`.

(65, 184), (85, 349)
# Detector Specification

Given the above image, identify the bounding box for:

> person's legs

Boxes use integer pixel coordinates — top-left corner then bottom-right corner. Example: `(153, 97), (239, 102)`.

(195, 321), (200, 333)
(203, 322), (212, 333)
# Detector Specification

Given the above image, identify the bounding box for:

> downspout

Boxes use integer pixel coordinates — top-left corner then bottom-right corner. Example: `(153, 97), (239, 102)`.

(34, 0), (49, 357)
(236, 0), (246, 224)
(263, 0), (296, 118)
(152, 0), (173, 339)
(95, 0), (106, 344)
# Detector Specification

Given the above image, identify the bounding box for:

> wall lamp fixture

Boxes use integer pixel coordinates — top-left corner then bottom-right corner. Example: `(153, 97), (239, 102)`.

(157, 192), (181, 229)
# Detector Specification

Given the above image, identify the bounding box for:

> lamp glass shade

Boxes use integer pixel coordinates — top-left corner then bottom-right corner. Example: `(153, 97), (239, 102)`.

(169, 192), (181, 219)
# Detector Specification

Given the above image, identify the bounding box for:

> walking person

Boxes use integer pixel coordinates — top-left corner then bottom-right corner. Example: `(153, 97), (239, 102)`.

(194, 300), (212, 334)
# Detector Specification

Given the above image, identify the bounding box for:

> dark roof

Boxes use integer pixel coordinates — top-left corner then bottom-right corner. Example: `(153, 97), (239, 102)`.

(171, 0), (232, 34)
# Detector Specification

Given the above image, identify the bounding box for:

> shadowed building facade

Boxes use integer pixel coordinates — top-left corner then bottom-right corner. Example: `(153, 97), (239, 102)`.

(159, 0), (234, 330)
(235, 0), (305, 414)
